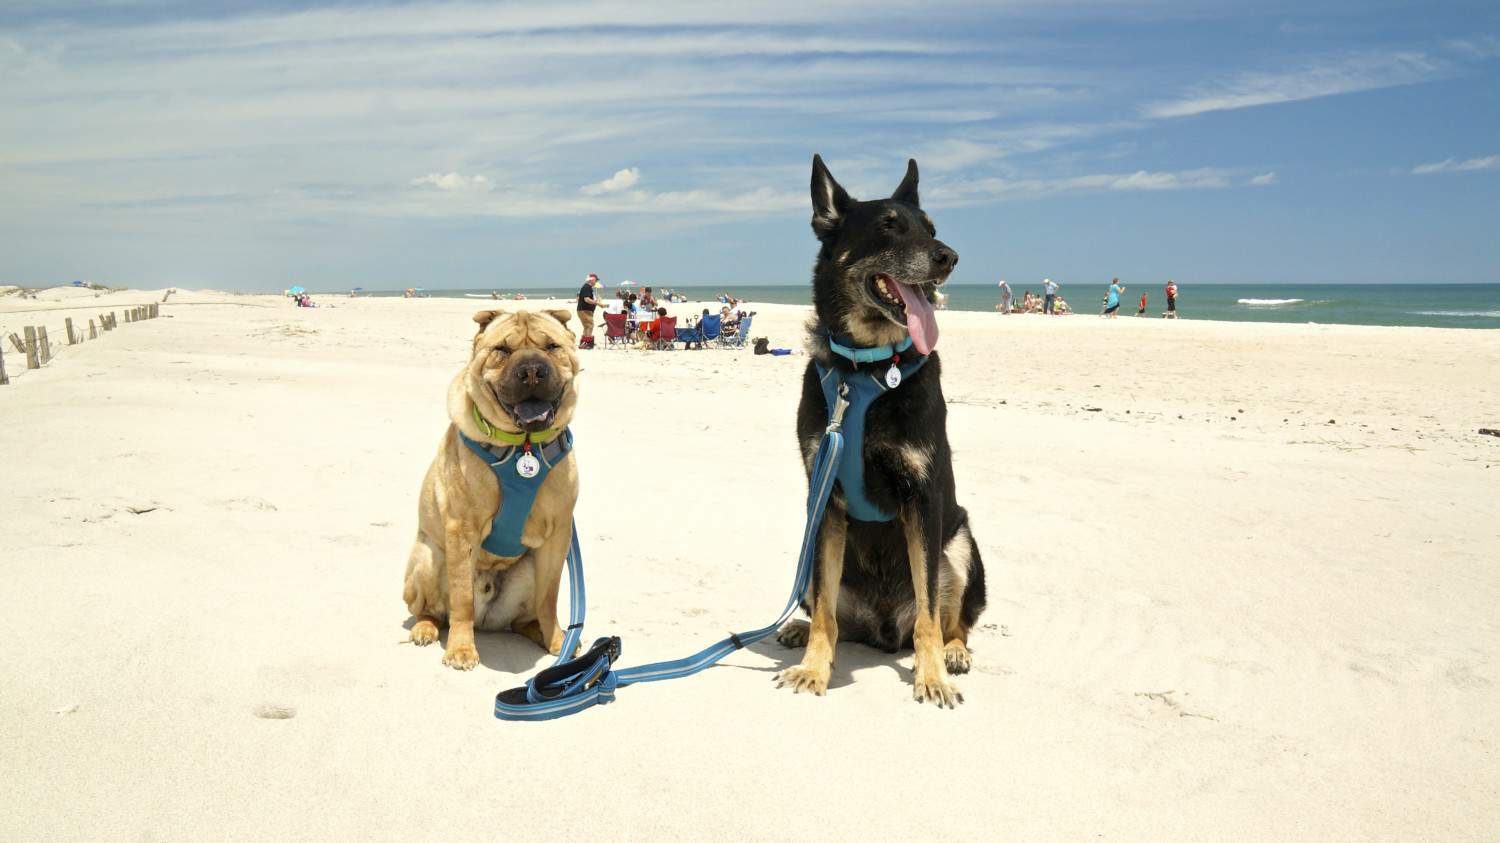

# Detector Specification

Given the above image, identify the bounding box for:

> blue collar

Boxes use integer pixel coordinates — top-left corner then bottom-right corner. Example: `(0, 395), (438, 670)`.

(458, 428), (574, 558)
(826, 333), (913, 365)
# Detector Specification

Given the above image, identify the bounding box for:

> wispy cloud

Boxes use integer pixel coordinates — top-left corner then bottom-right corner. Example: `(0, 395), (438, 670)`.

(410, 172), (492, 192)
(1143, 52), (1446, 119)
(1249, 172), (1278, 186)
(928, 167), (1234, 205)
(1411, 154), (1500, 175)
(580, 168), (641, 195)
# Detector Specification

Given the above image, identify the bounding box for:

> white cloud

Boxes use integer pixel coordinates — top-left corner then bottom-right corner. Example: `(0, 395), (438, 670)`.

(1249, 172), (1277, 186)
(1411, 155), (1500, 175)
(927, 167), (1234, 205)
(1143, 52), (1446, 119)
(409, 172), (492, 192)
(580, 168), (641, 195)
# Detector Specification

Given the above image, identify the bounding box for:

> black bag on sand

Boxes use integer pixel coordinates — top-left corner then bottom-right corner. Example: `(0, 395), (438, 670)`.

(753, 337), (770, 355)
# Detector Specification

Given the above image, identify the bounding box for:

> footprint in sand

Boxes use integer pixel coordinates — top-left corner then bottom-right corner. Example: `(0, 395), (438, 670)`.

(252, 703), (297, 720)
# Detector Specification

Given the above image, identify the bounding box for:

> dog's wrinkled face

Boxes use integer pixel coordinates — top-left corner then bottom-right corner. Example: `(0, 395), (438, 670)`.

(808, 155), (957, 353)
(466, 309), (580, 434)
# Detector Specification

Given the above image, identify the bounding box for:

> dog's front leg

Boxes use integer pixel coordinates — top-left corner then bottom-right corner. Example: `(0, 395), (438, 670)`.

(904, 507), (962, 707)
(529, 525), (573, 656)
(442, 520), (480, 670)
(776, 507), (846, 696)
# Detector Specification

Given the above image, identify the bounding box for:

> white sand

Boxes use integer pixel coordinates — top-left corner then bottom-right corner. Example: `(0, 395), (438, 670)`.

(2, 290), (1498, 839)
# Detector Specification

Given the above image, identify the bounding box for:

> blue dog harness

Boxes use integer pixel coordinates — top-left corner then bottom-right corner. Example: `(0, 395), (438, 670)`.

(459, 429), (574, 558)
(817, 334), (929, 522)
(490, 332), (924, 721)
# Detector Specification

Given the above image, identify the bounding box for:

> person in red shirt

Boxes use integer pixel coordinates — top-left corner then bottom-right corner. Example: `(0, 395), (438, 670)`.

(1165, 280), (1179, 319)
(1136, 291), (1148, 316)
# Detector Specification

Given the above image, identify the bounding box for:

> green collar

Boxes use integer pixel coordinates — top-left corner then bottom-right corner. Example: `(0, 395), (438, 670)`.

(471, 403), (560, 445)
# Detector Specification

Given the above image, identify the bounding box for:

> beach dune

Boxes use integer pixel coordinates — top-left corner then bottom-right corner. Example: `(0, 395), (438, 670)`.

(2, 290), (1497, 839)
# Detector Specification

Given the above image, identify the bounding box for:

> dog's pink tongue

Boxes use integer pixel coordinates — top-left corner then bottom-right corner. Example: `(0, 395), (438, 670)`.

(893, 282), (939, 354)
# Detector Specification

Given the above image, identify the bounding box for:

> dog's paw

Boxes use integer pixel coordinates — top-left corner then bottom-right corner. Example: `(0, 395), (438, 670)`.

(442, 642), (479, 670)
(410, 619), (439, 646)
(943, 639), (972, 675)
(776, 619), (810, 649)
(775, 663), (829, 696)
(912, 671), (964, 709)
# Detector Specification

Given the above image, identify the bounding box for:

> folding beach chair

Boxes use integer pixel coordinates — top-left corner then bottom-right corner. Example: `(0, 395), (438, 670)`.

(653, 316), (678, 350)
(716, 315), (752, 348)
(602, 312), (630, 347)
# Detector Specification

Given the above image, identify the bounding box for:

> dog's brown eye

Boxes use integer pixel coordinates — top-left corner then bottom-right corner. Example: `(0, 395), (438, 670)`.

(546, 342), (561, 352)
(496, 345), (511, 355)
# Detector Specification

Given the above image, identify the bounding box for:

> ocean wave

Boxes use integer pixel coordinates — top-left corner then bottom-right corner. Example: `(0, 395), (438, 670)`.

(1409, 309), (1500, 318)
(1237, 298), (1305, 306)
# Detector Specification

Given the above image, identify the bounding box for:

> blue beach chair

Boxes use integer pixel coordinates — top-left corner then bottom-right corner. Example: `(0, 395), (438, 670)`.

(677, 314), (721, 349)
(716, 314), (752, 348)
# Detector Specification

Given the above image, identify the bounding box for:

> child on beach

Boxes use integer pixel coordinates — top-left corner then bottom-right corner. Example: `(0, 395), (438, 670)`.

(1136, 291), (1148, 316)
(1165, 280), (1179, 318)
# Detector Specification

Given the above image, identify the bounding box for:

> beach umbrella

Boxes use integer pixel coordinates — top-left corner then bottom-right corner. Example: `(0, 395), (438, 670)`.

(353, 287), (363, 291)
(288, 286), (306, 294)
(619, 280), (635, 287)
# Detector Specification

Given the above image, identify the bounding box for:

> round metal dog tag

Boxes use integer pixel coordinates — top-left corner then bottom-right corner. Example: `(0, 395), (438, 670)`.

(885, 364), (902, 389)
(516, 452), (541, 478)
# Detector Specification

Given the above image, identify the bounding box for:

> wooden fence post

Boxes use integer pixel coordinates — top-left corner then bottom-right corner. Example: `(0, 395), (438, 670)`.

(37, 327), (51, 363)
(89, 319), (98, 339)
(23, 326), (39, 369)
(0, 345), (8, 385)
(8, 333), (24, 354)
(66, 317), (77, 345)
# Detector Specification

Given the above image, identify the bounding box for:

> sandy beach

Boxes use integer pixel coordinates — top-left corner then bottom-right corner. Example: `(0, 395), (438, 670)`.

(3, 288), (1498, 839)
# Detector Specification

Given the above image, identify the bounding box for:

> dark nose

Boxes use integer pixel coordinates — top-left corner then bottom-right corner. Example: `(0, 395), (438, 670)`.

(931, 244), (958, 270)
(516, 361), (549, 387)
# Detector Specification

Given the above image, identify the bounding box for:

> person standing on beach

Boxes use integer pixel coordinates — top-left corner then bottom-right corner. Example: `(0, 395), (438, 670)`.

(1103, 278), (1125, 318)
(1043, 278), (1060, 315)
(576, 273), (603, 345)
(997, 279), (1012, 314)
(1136, 290), (1148, 316)
(1165, 279), (1179, 318)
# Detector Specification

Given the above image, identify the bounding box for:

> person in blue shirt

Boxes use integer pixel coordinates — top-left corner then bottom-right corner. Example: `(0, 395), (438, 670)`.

(1043, 277), (1059, 315)
(1103, 278), (1125, 318)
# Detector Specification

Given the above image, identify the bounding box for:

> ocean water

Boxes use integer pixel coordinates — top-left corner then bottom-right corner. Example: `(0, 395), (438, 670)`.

(368, 283), (1500, 330)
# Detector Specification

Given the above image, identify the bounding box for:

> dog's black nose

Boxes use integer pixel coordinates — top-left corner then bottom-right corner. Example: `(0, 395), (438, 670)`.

(931, 246), (958, 269)
(516, 362), (549, 386)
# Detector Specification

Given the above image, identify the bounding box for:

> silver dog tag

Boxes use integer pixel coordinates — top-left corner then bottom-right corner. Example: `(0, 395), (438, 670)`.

(516, 452), (541, 478)
(885, 364), (902, 389)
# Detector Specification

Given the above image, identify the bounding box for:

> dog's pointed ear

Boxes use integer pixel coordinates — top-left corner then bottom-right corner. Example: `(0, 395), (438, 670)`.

(891, 158), (919, 207)
(811, 153), (852, 241)
(543, 309), (573, 328)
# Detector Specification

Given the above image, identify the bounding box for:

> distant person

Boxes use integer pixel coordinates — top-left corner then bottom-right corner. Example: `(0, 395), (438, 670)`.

(576, 273), (603, 345)
(1136, 291), (1148, 316)
(997, 279), (1012, 314)
(1165, 279), (1179, 318)
(1103, 278), (1125, 318)
(641, 286), (657, 308)
(1043, 277), (1060, 315)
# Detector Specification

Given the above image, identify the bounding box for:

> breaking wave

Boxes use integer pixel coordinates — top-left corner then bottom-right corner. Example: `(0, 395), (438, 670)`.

(1409, 309), (1500, 318)
(1237, 298), (1305, 306)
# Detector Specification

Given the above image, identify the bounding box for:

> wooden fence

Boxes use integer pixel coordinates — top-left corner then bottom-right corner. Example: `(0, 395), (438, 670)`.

(1, 302), (161, 386)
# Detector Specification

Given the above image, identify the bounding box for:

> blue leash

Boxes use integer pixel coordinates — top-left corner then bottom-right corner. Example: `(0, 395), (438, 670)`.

(494, 385), (851, 721)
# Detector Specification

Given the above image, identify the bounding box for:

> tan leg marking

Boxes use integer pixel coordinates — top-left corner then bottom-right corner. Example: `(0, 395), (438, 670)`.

(511, 618), (546, 650)
(410, 616), (440, 646)
(905, 512), (962, 707)
(442, 522), (480, 670)
(940, 526), (973, 675)
(776, 512), (846, 696)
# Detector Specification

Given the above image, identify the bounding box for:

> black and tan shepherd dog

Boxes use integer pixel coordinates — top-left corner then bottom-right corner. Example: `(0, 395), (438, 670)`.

(776, 155), (987, 708)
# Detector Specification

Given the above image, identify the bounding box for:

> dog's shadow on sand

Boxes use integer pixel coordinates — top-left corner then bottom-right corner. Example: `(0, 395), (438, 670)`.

(399, 617), (552, 676)
(731, 639), (905, 691)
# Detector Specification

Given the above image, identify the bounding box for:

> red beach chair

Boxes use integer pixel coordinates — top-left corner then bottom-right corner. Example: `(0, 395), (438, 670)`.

(602, 312), (629, 347)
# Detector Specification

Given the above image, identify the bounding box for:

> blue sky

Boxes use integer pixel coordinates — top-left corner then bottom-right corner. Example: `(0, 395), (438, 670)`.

(1, 1), (1496, 290)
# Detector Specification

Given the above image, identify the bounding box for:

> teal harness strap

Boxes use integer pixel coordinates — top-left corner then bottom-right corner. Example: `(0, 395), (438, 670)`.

(815, 351), (928, 523)
(459, 429), (574, 558)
